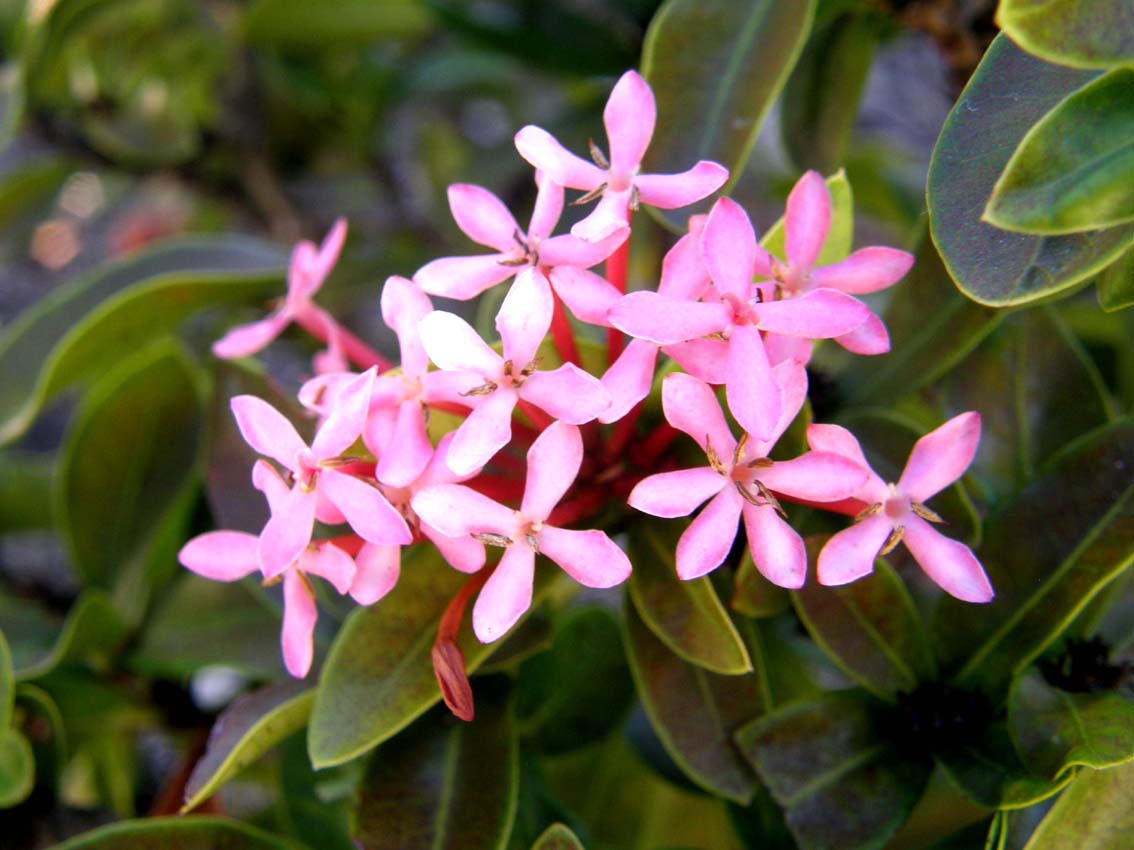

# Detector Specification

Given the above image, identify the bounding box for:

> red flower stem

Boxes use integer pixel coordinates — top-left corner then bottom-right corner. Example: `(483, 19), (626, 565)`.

(548, 284), (582, 368)
(635, 421), (680, 468)
(295, 312), (393, 372)
(605, 229), (630, 366)
(468, 475), (525, 503)
(547, 488), (607, 527)
(603, 401), (643, 464)
(433, 566), (494, 722)
(517, 399), (555, 432)
(324, 533), (366, 556)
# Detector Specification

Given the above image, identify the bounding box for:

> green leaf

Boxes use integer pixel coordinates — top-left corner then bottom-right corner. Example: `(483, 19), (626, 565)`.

(276, 733), (354, 850)
(516, 607), (633, 754)
(730, 551), (791, 618)
(0, 628), (12, 726)
(530, 824), (585, 850)
(793, 551), (935, 701)
(1022, 761), (1134, 850)
(309, 547), (559, 768)
(735, 692), (931, 850)
(939, 422), (1134, 698)
(627, 521), (752, 675)
(997, 0), (1134, 71)
(1009, 669), (1134, 780)
(182, 681), (314, 813)
(1097, 244), (1134, 312)
(0, 236), (285, 446)
(14, 683), (67, 788)
(51, 816), (302, 849)
(624, 598), (761, 804)
(243, 0), (434, 47)
(927, 34), (1134, 306)
(936, 720), (1068, 809)
(353, 685), (518, 850)
(0, 726), (34, 808)
(0, 451), (53, 532)
(985, 69), (1134, 235)
(55, 340), (203, 616)
(641, 0), (817, 225)
(781, 13), (878, 175)
(15, 590), (128, 680)
(762, 169), (854, 266)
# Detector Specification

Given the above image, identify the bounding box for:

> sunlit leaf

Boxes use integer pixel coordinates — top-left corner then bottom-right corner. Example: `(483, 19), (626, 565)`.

(50, 816), (301, 849)
(1021, 760), (1134, 850)
(15, 590), (127, 680)
(530, 824), (585, 850)
(0, 726), (34, 808)
(998, 0), (1134, 70)
(761, 169), (853, 266)
(244, 0), (434, 47)
(936, 720), (1068, 809)
(1097, 244), (1134, 312)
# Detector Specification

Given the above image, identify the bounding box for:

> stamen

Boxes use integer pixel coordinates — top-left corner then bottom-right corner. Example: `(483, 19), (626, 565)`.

(571, 182), (608, 206)
(879, 525), (905, 556)
(747, 457), (774, 469)
(519, 358), (541, 377)
(733, 433), (749, 467)
(524, 533), (540, 551)
(261, 574), (284, 588)
(735, 481), (761, 506)
(855, 502), (883, 522)
(319, 455), (361, 469)
(502, 359), (513, 376)
(498, 255), (529, 267)
(754, 480), (787, 518)
(588, 138), (610, 170)
(473, 532), (513, 548)
(629, 184), (640, 211)
(912, 502), (945, 524)
(459, 381), (498, 397)
(705, 435), (727, 475)
(512, 227), (527, 249)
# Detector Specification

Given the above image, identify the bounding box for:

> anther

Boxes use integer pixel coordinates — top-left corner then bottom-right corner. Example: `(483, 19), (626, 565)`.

(473, 532), (513, 548)
(588, 138), (610, 170)
(629, 184), (640, 211)
(459, 381), (498, 397)
(705, 435), (727, 475)
(733, 433), (749, 467)
(754, 480), (787, 518)
(879, 525), (905, 556)
(912, 502), (945, 524)
(855, 502), (883, 522)
(571, 182), (608, 206)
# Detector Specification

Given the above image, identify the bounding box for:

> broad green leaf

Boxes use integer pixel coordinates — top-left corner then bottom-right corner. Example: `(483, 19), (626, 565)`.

(927, 35), (1134, 306)
(1009, 669), (1134, 780)
(936, 720), (1068, 809)
(516, 607), (633, 754)
(782, 14), (878, 175)
(183, 681), (314, 813)
(793, 553), (935, 700)
(736, 692), (931, 850)
(0, 236), (285, 446)
(14, 683), (67, 787)
(276, 733), (354, 850)
(1097, 244), (1134, 312)
(530, 824), (585, 850)
(353, 686), (517, 850)
(731, 551), (790, 618)
(624, 599), (761, 804)
(761, 169), (853, 266)
(309, 547), (559, 767)
(641, 0), (816, 225)
(627, 521), (752, 675)
(0, 726), (34, 808)
(0, 157), (68, 230)
(0, 451), (53, 531)
(243, 0), (434, 47)
(1022, 761), (1134, 850)
(940, 422), (1134, 698)
(0, 629), (11, 725)
(985, 69), (1134, 235)
(998, 0), (1134, 71)
(55, 340), (203, 613)
(15, 590), (127, 680)
(51, 816), (301, 850)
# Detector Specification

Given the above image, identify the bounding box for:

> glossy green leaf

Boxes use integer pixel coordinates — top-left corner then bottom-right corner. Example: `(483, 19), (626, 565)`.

(1009, 669), (1134, 780)
(627, 521), (751, 675)
(516, 607), (633, 754)
(183, 681), (314, 813)
(782, 13), (878, 175)
(985, 69), (1134, 235)
(762, 169), (853, 266)
(0, 236), (285, 446)
(310, 547), (558, 767)
(939, 423), (1134, 698)
(0, 451), (53, 532)
(353, 685), (517, 850)
(736, 692), (931, 850)
(641, 0), (816, 224)
(276, 733), (354, 850)
(730, 551), (790, 618)
(530, 824), (584, 850)
(936, 720), (1068, 809)
(0, 726), (34, 808)
(0, 629), (11, 726)
(243, 0), (434, 47)
(624, 599), (761, 804)
(51, 816), (301, 849)
(1097, 244), (1134, 312)
(55, 340), (203, 612)
(793, 553), (935, 700)
(1022, 761), (1134, 850)
(998, 0), (1134, 70)
(928, 34), (1134, 306)
(15, 590), (127, 680)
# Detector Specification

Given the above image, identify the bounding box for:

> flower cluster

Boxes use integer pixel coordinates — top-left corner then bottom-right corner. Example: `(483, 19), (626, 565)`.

(178, 71), (993, 682)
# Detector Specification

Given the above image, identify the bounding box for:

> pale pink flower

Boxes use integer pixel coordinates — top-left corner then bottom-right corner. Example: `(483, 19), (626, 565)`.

(230, 367), (411, 578)
(514, 71), (728, 241)
(213, 219), (347, 359)
(412, 422), (632, 642)
(628, 368), (868, 586)
(808, 413), (994, 602)
(418, 271), (611, 475)
(414, 175), (627, 300)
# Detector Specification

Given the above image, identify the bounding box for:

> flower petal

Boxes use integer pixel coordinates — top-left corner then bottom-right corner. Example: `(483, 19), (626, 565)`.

(753, 289), (870, 339)
(662, 371), (735, 455)
(629, 466), (725, 518)
(521, 421), (582, 522)
(809, 247), (914, 295)
(473, 544), (535, 643)
(664, 339), (728, 383)
(726, 323), (780, 443)
(414, 255), (517, 301)
(447, 389), (517, 475)
(528, 171), (565, 241)
(657, 231), (711, 300)
(411, 483), (515, 539)
(539, 526), (632, 588)
(604, 70), (656, 178)
(498, 268), (553, 367)
(834, 311), (890, 355)
(381, 275), (433, 376)
(301, 541), (356, 595)
(549, 266), (621, 327)
(447, 183), (521, 252)
(419, 311), (502, 376)
(806, 424), (888, 502)
(757, 452), (869, 502)
(514, 126), (605, 190)
(251, 459), (290, 515)
(817, 514), (893, 586)
(281, 571), (318, 678)
(422, 523), (486, 574)
(784, 170), (831, 272)
(676, 487), (743, 580)
(178, 531), (261, 582)
(350, 543), (401, 605)
(310, 367), (375, 460)
(539, 227), (627, 270)
(375, 401), (433, 488)
(608, 291), (730, 345)
(306, 218), (348, 297)
(598, 337), (658, 423)
(259, 485), (316, 579)
(231, 395), (308, 471)
(702, 197), (760, 299)
(903, 516), (993, 603)
(898, 412), (981, 503)
(212, 311), (291, 359)
(571, 189), (632, 242)
(636, 161), (729, 209)
(742, 503), (807, 589)
(520, 364), (610, 425)
(320, 468), (411, 545)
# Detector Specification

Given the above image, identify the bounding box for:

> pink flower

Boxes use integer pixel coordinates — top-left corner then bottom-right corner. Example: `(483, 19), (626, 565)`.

(808, 413), (994, 602)
(213, 219), (347, 359)
(628, 369), (868, 586)
(418, 271), (611, 475)
(514, 71), (728, 241)
(230, 367), (411, 578)
(412, 422), (632, 642)
(414, 175), (627, 300)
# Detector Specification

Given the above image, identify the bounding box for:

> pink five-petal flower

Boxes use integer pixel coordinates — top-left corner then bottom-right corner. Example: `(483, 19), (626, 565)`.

(514, 71), (728, 241)
(412, 422), (632, 642)
(628, 367), (867, 587)
(808, 413), (994, 603)
(414, 175), (627, 301)
(418, 271), (611, 475)
(213, 219), (347, 359)
(231, 368), (410, 577)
